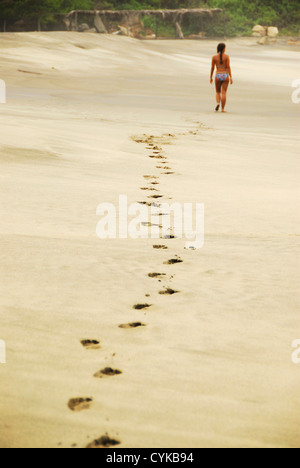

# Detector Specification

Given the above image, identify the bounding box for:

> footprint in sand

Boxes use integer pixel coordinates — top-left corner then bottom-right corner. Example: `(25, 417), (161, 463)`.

(148, 195), (163, 199)
(152, 212), (169, 217)
(141, 222), (162, 228)
(138, 201), (151, 206)
(133, 303), (152, 310)
(119, 322), (146, 329)
(80, 339), (101, 350)
(132, 133), (175, 147)
(153, 245), (168, 250)
(86, 434), (121, 449)
(132, 135), (154, 144)
(94, 368), (122, 378)
(159, 288), (180, 295)
(164, 258), (183, 265)
(143, 175), (159, 180)
(140, 187), (158, 191)
(138, 201), (161, 207)
(150, 155), (166, 160)
(148, 273), (166, 278)
(68, 398), (93, 412)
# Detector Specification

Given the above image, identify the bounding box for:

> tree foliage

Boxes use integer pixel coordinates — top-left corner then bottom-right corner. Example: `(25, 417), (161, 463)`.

(0, 0), (299, 35)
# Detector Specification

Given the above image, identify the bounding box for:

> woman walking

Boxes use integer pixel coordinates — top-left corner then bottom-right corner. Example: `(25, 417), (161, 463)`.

(210, 43), (233, 112)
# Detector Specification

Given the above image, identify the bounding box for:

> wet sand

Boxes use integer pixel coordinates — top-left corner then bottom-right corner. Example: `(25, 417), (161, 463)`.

(0, 32), (299, 448)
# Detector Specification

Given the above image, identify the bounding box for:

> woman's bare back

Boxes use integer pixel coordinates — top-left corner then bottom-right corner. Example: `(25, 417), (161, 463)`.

(212, 53), (230, 72)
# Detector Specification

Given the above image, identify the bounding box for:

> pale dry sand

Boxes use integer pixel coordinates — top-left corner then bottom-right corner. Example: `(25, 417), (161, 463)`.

(0, 32), (299, 448)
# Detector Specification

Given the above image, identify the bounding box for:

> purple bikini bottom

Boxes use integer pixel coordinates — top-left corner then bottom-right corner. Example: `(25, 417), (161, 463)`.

(216, 73), (229, 82)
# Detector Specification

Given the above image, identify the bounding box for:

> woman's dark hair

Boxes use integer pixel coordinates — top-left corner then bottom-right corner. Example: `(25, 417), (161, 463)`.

(217, 43), (226, 65)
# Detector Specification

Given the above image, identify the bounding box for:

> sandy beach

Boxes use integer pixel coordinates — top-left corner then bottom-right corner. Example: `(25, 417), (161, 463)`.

(0, 32), (299, 448)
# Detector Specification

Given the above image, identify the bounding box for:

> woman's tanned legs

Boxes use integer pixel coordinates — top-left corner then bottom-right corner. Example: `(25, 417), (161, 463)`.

(215, 77), (222, 110)
(215, 78), (229, 112)
(221, 80), (229, 111)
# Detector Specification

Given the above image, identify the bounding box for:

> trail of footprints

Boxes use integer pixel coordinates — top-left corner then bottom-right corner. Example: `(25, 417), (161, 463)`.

(66, 127), (203, 448)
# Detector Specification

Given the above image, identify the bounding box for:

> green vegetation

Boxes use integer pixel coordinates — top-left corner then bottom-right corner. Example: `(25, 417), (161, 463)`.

(0, 0), (299, 36)
(207, 0), (300, 37)
(142, 14), (177, 38)
(0, 1), (93, 30)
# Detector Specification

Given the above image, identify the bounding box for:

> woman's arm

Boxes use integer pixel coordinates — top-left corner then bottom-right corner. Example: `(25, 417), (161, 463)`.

(210, 57), (215, 84)
(227, 57), (233, 84)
